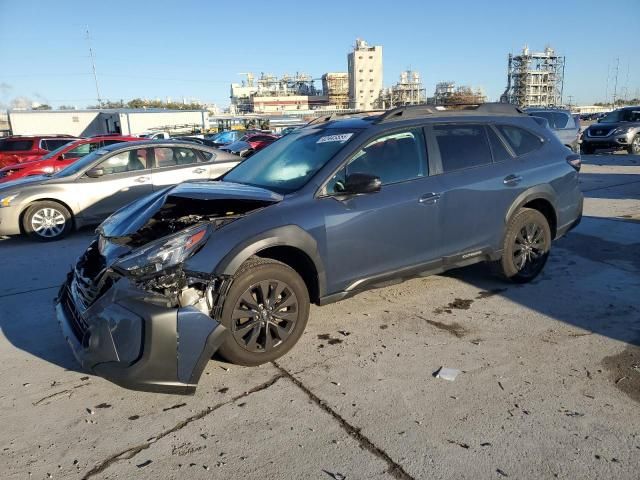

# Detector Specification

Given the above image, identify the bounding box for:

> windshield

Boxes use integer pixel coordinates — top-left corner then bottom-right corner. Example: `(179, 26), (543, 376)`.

(223, 128), (358, 193)
(599, 108), (640, 123)
(41, 141), (76, 159)
(52, 148), (109, 177)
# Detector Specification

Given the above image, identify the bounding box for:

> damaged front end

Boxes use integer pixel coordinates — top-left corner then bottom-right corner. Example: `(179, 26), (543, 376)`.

(55, 181), (282, 393)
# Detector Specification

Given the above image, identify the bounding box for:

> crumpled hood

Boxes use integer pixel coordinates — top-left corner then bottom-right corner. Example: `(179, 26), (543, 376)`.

(98, 181), (283, 238)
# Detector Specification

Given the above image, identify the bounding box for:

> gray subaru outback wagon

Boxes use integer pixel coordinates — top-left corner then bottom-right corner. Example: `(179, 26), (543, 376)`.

(56, 103), (583, 393)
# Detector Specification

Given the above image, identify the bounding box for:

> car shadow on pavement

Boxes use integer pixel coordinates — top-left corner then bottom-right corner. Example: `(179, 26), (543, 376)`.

(582, 153), (639, 166)
(443, 215), (640, 347)
(579, 172), (640, 200)
(0, 229), (97, 373)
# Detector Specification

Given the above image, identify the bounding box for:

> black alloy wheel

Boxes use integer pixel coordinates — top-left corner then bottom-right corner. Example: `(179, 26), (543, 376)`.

(496, 208), (552, 283)
(218, 258), (310, 365)
(231, 279), (299, 353)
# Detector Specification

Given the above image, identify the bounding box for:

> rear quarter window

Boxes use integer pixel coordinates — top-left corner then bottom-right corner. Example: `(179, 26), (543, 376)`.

(496, 125), (543, 156)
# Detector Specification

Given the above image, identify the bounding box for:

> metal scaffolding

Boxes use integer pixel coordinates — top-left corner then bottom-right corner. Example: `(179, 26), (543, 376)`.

(502, 46), (565, 107)
(376, 70), (426, 109)
(322, 73), (349, 109)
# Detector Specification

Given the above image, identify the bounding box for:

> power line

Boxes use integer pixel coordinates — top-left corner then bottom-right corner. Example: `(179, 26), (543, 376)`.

(85, 25), (102, 106)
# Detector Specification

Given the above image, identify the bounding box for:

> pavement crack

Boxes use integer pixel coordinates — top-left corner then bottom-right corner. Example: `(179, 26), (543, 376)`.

(273, 361), (415, 480)
(81, 373), (284, 479)
(32, 383), (89, 406)
(0, 285), (59, 299)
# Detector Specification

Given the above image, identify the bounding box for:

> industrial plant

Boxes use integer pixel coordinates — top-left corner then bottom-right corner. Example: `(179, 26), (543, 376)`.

(501, 45), (565, 107)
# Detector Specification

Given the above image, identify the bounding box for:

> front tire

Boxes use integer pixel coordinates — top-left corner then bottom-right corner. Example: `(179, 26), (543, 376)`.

(22, 201), (73, 241)
(218, 258), (310, 366)
(495, 208), (552, 283)
(627, 134), (640, 155)
(581, 143), (594, 155)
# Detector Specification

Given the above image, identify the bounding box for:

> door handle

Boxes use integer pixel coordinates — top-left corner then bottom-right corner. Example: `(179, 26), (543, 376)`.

(193, 167), (206, 174)
(503, 174), (523, 186)
(419, 193), (441, 204)
(134, 176), (150, 183)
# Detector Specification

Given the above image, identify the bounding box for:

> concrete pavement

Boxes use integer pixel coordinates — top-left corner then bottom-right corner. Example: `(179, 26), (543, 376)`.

(1, 153), (639, 479)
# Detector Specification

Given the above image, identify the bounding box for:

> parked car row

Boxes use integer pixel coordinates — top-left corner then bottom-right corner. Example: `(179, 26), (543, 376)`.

(0, 140), (241, 240)
(0, 135), (77, 167)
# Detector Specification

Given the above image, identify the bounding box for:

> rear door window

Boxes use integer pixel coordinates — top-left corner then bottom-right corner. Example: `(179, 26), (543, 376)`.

(0, 140), (34, 151)
(433, 124), (492, 172)
(152, 147), (200, 167)
(496, 125), (543, 156)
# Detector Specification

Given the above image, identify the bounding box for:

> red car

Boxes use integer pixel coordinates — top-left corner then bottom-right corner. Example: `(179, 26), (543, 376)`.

(0, 135), (78, 168)
(220, 133), (280, 157)
(0, 135), (140, 182)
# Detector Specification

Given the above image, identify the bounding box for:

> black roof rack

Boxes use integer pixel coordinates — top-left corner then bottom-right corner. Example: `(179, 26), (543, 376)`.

(375, 105), (440, 123)
(305, 110), (386, 127)
(375, 102), (525, 123)
(474, 103), (524, 115)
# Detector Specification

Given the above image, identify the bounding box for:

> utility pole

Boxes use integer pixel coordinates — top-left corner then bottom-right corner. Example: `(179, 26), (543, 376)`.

(86, 26), (102, 107)
(612, 57), (620, 109)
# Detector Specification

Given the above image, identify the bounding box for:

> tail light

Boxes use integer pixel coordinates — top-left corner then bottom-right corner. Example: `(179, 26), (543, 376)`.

(566, 153), (581, 172)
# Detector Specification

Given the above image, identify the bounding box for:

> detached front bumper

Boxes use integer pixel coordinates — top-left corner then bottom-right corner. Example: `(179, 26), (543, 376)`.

(56, 272), (228, 394)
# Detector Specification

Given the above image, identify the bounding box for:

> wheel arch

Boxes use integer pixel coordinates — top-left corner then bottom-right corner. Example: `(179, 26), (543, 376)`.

(214, 225), (326, 304)
(19, 197), (76, 233)
(505, 187), (558, 239)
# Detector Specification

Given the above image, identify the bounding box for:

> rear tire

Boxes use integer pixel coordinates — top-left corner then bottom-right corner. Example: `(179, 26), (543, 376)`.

(22, 201), (73, 241)
(495, 208), (551, 283)
(217, 258), (310, 366)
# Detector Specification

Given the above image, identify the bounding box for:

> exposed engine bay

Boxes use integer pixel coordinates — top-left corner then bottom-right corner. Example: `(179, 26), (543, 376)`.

(113, 196), (273, 248)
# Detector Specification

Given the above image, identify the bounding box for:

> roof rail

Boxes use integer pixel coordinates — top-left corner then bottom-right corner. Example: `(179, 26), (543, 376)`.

(474, 102), (524, 115)
(376, 105), (440, 123)
(305, 110), (386, 127)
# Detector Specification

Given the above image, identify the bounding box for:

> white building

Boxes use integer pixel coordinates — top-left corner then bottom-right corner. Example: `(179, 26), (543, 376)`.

(348, 38), (383, 110)
(7, 109), (208, 136)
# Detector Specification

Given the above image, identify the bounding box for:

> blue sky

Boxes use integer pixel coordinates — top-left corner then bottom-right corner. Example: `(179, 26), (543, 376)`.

(0, 0), (638, 108)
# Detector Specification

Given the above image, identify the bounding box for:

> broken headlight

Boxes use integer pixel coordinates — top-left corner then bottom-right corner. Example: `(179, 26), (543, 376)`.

(113, 224), (210, 278)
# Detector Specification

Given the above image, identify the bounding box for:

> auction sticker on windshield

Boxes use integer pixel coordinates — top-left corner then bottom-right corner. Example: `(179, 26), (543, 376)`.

(316, 133), (353, 144)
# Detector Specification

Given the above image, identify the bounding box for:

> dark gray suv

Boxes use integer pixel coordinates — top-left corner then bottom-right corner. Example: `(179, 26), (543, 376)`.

(56, 103), (584, 393)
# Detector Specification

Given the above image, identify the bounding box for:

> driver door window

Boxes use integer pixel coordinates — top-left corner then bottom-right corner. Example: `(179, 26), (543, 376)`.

(327, 128), (427, 194)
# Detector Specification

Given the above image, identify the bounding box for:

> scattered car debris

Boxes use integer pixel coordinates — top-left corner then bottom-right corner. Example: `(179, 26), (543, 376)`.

(162, 403), (187, 412)
(338, 330), (351, 336)
(433, 367), (461, 381)
(218, 387), (229, 394)
(136, 460), (152, 468)
(323, 470), (346, 480)
(128, 415), (140, 421)
(496, 468), (509, 477)
(95, 403), (111, 409)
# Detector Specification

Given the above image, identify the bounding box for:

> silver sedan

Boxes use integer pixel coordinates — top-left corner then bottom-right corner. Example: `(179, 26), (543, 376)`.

(0, 140), (241, 241)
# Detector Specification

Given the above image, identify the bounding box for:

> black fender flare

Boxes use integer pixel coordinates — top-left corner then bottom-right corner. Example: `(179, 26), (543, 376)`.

(214, 225), (327, 298)
(504, 185), (557, 226)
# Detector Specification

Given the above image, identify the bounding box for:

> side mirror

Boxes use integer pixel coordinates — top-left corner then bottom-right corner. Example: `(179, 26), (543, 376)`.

(86, 167), (105, 178)
(597, 118), (603, 123)
(343, 173), (382, 195)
